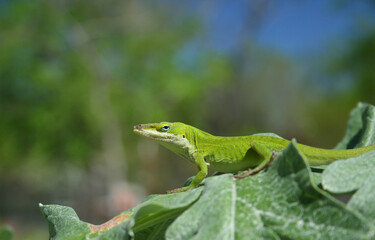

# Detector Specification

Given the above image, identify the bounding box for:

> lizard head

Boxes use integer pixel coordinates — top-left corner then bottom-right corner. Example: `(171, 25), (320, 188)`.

(133, 122), (188, 145)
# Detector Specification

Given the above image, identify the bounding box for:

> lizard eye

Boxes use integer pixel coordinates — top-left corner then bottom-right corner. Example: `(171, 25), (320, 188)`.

(160, 125), (170, 132)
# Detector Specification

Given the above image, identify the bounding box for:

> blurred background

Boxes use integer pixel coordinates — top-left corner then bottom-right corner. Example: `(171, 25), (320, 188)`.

(0, 0), (374, 239)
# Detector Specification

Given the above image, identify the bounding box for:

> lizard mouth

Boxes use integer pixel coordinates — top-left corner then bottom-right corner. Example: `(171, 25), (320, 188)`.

(133, 125), (145, 136)
(133, 124), (173, 141)
(133, 124), (167, 140)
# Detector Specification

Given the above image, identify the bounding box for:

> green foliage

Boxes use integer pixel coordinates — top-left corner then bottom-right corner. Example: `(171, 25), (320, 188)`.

(0, 0), (230, 172)
(322, 150), (375, 227)
(0, 1), (233, 231)
(41, 103), (375, 239)
(2, 0), (375, 238)
(164, 142), (371, 240)
(0, 225), (13, 240)
(40, 142), (374, 239)
(322, 150), (375, 194)
(335, 102), (375, 149)
(0, 0), (101, 167)
(347, 176), (375, 226)
(336, 31), (375, 104)
(322, 103), (375, 227)
(40, 189), (202, 240)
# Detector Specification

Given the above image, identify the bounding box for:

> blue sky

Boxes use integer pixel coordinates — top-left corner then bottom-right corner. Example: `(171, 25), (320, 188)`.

(201, 0), (375, 57)
(257, 0), (349, 55)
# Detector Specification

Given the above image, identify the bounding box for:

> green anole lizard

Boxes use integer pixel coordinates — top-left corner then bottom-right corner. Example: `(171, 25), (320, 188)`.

(134, 122), (375, 192)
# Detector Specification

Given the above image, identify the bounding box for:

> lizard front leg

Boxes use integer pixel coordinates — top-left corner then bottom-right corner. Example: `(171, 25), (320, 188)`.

(235, 141), (275, 178)
(168, 154), (207, 193)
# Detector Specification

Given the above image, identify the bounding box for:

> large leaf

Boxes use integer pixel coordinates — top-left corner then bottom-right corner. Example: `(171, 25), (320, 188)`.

(347, 175), (375, 226)
(40, 204), (93, 240)
(41, 141), (374, 239)
(321, 150), (375, 194)
(322, 103), (375, 226)
(335, 102), (375, 149)
(322, 150), (375, 226)
(40, 188), (202, 240)
(129, 188), (203, 236)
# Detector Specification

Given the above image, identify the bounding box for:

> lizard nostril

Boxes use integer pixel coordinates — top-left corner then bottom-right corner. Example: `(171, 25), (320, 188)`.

(135, 125), (142, 130)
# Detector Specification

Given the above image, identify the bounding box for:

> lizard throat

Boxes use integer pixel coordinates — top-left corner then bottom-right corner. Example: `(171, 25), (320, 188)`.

(134, 128), (196, 159)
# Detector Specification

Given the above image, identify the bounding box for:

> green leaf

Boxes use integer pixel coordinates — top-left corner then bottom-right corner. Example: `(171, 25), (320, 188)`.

(129, 188), (203, 234)
(320, 102), (375, 225)
(39, 203), (93, 240)
(310, 171), (323, 186)
(165, 140), (372, 240)
(0, 225), (13, 240)
(347, 175), (375, 225)
(335, 102), (375, 149)
(40, 203), (134, 240)
(322, 150), (375, 226)
(133, 219), (176, 240)
(321, 150), (375, 194)
(40, 188), (202, 240)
